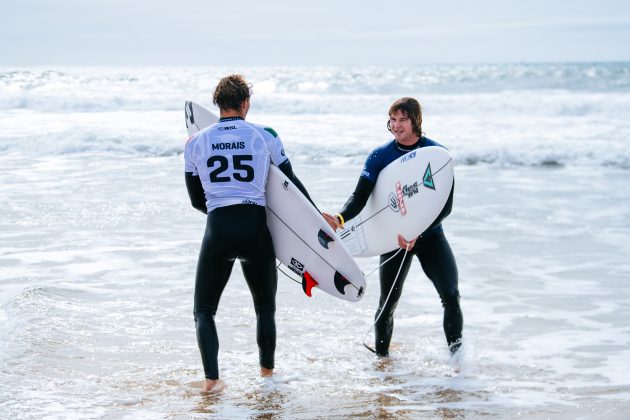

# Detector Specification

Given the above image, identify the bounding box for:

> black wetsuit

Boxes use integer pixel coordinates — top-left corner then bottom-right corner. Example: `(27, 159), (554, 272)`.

(340, 137), (463, 356)
(186, 160), (313, 379)
(185, 116), (314, 380)
(193, 204), (277, 379)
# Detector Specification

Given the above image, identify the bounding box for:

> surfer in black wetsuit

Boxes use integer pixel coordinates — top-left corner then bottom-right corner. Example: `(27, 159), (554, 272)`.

(323, 97), (463, 357)
(184, 74), (314, 392)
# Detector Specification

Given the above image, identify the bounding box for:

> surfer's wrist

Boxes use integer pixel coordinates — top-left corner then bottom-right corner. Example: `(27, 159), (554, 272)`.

(335, 213), (345, 228)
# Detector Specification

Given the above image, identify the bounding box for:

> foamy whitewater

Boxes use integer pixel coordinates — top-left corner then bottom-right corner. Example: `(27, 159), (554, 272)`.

(1, 64), (629, 419)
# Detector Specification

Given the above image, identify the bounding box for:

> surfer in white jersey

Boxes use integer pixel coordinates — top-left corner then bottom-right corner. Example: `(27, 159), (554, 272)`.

(324, 97), (463, 358)
(184, 74), (316, 392)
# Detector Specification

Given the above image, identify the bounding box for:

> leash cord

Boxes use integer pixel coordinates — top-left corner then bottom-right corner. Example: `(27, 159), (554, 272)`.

(362, 245), (410, 353)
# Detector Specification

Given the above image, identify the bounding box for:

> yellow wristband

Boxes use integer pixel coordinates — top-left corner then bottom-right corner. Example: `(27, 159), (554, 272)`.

(335, 213), (345, 227)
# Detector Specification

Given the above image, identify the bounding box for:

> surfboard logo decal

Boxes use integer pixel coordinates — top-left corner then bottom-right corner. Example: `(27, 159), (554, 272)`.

(185, 101), (200, 132)
(289, 258), (304, 275)
(388, 192), (399, 212)
(185, 101), (194, 124)
(423, 163), (435, 190)
(395, 181), (407, 216)
(402, 182), (419, 198)
(400, 151), (416, 163)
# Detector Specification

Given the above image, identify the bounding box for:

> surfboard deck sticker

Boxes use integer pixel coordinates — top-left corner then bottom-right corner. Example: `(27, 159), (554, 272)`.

(184, 101), (366, 302)
(339, 146), (454, 258)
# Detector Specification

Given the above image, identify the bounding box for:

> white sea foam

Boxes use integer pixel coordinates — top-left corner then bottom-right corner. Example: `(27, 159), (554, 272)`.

(2, 65), (629, 168)
(1, 64), (629, 112)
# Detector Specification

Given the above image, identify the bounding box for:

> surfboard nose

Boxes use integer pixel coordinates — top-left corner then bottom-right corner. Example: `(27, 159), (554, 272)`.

(185, 101), (194, 125)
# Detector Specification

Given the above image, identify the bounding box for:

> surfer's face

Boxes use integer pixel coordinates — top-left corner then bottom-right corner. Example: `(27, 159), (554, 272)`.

(389, 110), (416, 145)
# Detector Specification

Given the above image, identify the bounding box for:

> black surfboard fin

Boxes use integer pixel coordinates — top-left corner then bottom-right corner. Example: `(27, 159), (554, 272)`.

(334, 271), (351, 295)
(302, 272), (318, 297)
(317, 229), (334, 249)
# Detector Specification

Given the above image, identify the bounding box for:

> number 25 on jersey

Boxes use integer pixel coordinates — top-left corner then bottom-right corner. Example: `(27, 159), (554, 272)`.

(207, 154), (255, 183)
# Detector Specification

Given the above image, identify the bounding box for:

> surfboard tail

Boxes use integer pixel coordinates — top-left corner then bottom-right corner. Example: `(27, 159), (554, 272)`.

(302, 271), (319, 297)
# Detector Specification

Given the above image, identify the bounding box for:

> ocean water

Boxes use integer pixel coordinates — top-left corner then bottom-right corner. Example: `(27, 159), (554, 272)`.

(1, 64), (629, 419)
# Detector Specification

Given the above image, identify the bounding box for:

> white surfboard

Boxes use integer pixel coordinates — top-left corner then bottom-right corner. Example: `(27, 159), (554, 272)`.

(339, 147), (454, 257)
(184, 101), (366, 302)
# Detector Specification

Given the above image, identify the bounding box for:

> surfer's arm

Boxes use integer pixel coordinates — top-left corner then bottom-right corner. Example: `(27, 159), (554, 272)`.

(185, 172), (208, 214)
(339, 176), (375, 222)
(277, 160), (320, 212)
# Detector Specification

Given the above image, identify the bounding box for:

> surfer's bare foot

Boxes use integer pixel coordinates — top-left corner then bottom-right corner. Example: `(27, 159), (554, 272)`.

(202, 379), (224, 393)
(260, 367), (273, 377)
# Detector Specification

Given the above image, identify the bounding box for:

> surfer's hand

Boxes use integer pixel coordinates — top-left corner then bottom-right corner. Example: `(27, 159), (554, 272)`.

(397, 234), (417, 251)
(323, 212), (342, 231)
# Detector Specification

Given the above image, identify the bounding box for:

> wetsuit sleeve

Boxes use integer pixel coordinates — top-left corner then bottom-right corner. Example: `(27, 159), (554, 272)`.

(426, 179), (454, 231)
(339, 176), (375, 222)
(277, 159), (319, 212)
(185, 172), (208, 214)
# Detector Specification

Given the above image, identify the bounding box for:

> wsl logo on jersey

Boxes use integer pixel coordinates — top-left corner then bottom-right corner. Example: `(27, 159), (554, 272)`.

(212, 141), (245, 150)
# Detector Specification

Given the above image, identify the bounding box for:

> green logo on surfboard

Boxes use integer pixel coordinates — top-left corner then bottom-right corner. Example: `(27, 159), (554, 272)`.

(423, 163), (435, 190)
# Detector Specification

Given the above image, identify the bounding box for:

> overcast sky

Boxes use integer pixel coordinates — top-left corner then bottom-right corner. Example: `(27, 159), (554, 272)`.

(2, 0), (629, 66)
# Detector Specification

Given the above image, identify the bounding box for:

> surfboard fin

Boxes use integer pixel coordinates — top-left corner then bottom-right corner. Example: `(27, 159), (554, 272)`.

(317, 229), (334, 249)
(302, 272), (319, 297)
(334, 271), (351, 295)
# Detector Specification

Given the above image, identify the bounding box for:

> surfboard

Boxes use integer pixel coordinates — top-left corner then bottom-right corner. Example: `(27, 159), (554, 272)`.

(339, 146), (454, 257)
(184, 101), (366, 302)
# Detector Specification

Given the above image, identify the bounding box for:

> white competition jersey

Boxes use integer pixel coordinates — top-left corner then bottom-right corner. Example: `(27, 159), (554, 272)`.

(184, 117), (288, 212)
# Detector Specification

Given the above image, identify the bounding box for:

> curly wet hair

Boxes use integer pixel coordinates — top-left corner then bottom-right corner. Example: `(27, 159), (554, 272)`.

(212, 74), (252, 111)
